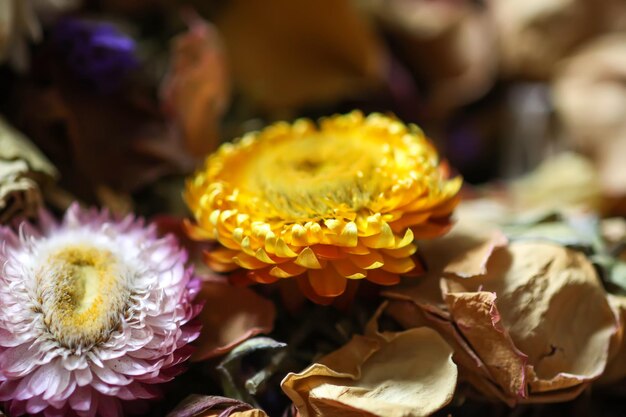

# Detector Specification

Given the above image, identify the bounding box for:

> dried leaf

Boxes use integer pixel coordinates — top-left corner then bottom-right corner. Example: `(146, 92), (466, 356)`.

(452, 243), (616, 400)
(281, 326), (457, 417)
(217, 337), (287, 405)
(192, 283), (277, 361)
(161, 12), (230, 156)
(509, 152), (602, 215)
(167, 395), (268, 417)
(214, 0), (386, 115)
(553, 34), (626, 195)
(13, 59), (194, 202)
(418, 216), (508, 278)
(360, 0), (497, 114)
(489, 0), (626, 79)
(0, 116), (57, 223)
(597, 295), (626, 385)
(386, 242), (617, 404)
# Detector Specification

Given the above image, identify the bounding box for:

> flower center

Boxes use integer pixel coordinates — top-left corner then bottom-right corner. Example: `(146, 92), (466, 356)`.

(240, 133), (395, 219)
(37, 245), (130, 349)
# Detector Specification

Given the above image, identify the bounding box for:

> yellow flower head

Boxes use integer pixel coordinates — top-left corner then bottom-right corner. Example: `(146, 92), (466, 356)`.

(185, 111), (461, 301)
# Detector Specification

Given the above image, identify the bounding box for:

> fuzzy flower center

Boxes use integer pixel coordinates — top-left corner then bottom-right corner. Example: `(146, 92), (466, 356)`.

(37, 245), (130, 349)
(239, 133), (399, 219)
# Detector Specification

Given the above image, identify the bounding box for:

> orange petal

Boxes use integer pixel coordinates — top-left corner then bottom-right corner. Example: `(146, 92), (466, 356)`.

(349, 251), (384, 269)
(233, 252), (270, 269)
(313, 244), (347, 260)
(381, 254), (416, 274)
(411, 219), (453, 240)
(331, 259), (367, 279)
(366, 269), (401, 286)
(203, 250), (239, 272)
(382, 243), (417, 259)
(248, 268), (280, 284)
(270, 262), (307, 278)
(308, 268), (348, 297)
(295, 247), (323, 269)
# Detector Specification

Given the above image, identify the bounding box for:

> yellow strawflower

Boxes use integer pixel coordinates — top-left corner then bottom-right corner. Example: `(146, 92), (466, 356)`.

(185, 111), (461, 301)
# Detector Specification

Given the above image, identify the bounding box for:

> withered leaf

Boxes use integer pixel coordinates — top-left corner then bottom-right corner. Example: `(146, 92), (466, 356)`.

(386, 241), (617, 404)
(281, 326), (457, 417)
(161, 13), (230, 157)
(0, 116), (57, 223)
(192, 283), (277, 361)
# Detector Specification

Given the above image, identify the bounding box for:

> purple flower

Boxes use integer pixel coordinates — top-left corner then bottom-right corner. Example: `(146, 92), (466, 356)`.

(53, 18), (139, 93)
(0, 204), (202, 417)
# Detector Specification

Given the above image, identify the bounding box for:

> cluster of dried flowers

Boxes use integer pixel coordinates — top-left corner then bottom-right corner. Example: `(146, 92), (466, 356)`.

(1, 0), (626, 417)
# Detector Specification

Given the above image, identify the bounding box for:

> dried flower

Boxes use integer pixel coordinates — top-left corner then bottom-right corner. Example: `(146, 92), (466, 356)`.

(52, 17), (139, 94)
(0, 204), (202, 417)
(185, 111), (461, 301)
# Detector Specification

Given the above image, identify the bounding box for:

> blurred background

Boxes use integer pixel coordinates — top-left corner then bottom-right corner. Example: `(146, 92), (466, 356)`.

(1, 0), (626, 217)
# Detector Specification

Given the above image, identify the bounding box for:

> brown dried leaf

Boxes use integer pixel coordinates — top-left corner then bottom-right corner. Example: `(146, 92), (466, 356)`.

(0, 116), (57, 223)
(281, 326), (457, 417)
(215, 0), (386, 115)
(192, 281), (276, 361)
(161, 13), (230, 156)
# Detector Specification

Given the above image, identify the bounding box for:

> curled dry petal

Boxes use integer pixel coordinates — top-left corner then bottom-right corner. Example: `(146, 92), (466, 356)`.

(167, 395), (268, 417)
(597, 295), (626, 385)
(192, 281), (276, 361)
(418, 216), (508, 278)
(386, 239), (618, 404)
(161, 13), (230, 156)
(0, 116), (57, 223)
(281, 325), (457, 417)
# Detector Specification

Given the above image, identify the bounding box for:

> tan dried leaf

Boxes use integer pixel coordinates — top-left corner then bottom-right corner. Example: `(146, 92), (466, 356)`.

(386, 242), (617, 404)
(553, 34), (626, 196)
(418, 216), (508, 278)
(450, 243), (616, 401)
(0, 116), (57, 223)
(161, 13), (230, 156)
(597, 294), (626, 385)
(509, 152), (602, 215)
(489, 0), (626, 79)
(281, 326), (457, 417)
